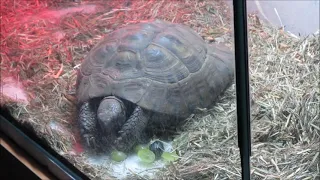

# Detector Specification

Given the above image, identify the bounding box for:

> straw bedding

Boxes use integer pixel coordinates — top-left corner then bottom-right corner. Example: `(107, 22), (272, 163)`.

(1, 0), (319, 179)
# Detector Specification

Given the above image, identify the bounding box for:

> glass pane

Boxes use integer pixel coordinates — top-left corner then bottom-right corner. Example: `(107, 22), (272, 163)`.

(246, 0), (320, 179)
(0, 0), (236, 179)
(1, 0), (319, 179)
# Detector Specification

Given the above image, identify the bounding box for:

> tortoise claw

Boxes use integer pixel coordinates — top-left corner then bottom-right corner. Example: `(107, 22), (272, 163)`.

(83, 134), (97, 149)
(117, 137), (123, 142)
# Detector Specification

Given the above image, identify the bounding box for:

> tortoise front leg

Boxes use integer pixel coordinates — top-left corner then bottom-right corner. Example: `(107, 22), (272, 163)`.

(78, 101), (98, 150)
(114, 106), (150, 152)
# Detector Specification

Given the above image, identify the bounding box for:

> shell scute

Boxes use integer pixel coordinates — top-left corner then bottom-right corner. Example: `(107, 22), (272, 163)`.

(76, 20), (235, 116)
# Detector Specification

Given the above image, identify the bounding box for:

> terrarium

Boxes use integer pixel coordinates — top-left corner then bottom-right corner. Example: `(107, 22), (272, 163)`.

(1, 0), (319, 179)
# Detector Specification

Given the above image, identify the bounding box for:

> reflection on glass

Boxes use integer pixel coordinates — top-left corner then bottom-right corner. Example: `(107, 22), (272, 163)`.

(1, 0), (318, 179)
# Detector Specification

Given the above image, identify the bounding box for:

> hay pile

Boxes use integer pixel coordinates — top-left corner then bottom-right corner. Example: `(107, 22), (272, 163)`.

(1, 0), (319, 179)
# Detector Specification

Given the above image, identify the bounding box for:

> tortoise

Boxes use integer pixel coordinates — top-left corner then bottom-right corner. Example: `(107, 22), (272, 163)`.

(76, 20), (235, 153)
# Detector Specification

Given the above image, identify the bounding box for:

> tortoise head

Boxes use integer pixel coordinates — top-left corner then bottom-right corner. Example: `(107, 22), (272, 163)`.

(97, 96), (127, 135)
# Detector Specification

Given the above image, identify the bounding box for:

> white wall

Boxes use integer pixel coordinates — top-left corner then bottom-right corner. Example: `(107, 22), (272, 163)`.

(226, 0), (320, 37)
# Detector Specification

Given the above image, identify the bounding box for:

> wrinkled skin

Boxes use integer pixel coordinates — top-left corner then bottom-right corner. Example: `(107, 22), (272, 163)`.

(78, 96), (177, 153)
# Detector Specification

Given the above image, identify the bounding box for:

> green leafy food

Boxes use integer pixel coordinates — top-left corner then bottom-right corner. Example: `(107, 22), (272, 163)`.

(134, 144), (148, 154)
(111, 150), (127, 162)
(161, 152), (179, 162)
(137, 149), (156, 163)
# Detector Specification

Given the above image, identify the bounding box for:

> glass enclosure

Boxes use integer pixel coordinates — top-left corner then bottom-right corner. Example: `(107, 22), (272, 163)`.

(0, 0), (319, 179)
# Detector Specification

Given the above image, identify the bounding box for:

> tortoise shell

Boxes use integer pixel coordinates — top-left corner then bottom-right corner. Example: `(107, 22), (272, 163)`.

(76, 20), (234, 118)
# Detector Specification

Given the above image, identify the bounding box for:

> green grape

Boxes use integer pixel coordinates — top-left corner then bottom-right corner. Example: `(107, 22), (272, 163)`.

(111, 150), (127, 162)
(161, 152), (179, 162)
(137, 149), (156, 163)
(134, 144), (148, 154)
